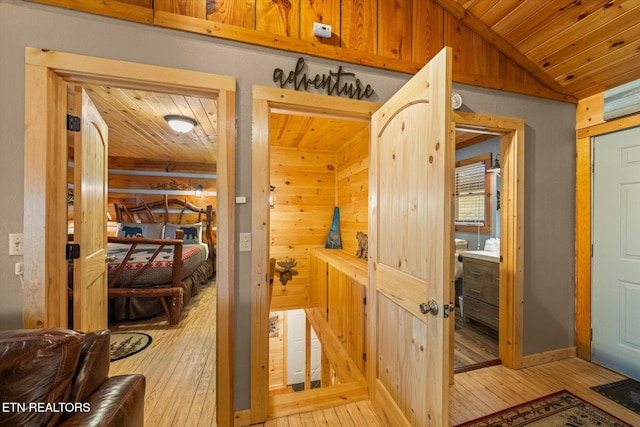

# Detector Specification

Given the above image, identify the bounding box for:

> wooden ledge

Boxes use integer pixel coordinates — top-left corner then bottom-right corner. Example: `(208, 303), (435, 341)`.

(310, 248), (368, 285)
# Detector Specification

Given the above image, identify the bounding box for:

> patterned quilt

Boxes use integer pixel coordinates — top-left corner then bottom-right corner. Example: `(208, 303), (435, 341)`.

(106, 242), (207, 288)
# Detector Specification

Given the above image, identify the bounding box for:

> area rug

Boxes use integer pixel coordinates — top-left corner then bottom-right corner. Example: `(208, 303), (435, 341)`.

(455, 390), (631, 426)
(592, 378), (640, 415)
(110, 332), (152, 361)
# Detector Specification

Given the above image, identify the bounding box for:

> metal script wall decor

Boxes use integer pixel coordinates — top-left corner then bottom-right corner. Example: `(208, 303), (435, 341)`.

(149, 179), (192, 191)
(273, 57), (375, 100)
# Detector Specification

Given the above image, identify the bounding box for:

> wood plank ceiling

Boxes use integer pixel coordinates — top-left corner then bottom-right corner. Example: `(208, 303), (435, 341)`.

(83, 84), (484, 164)
(80, 84), (218, 164)
(75, 0), (640, 163)
(444, 0), (640, 100)
(81, 85), (370, 164)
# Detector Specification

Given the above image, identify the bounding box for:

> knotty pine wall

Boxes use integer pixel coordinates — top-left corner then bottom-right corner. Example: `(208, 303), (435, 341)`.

(107, 156), (217, 218)
(270, 128), (369, 310)
(68, 154), (217, 229)
(269, 146), (336, 310)
(336, 126), (369, 256)
(27, 0), (565, 102)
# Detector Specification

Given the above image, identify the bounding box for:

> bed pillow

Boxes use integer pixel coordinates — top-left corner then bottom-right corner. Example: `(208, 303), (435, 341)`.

(163, 223), (202, 244)
(117, 222), (164, 239)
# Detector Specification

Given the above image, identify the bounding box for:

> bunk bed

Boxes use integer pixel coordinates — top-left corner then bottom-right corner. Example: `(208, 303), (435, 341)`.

(69, 196), (216, 326)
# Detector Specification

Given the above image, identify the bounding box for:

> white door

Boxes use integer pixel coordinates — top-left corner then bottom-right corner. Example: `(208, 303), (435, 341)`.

(592, 126), (640, 380)
(369, 47), (453, 426)
(286, 309), (321, 385)
(72, 87), (109, 332)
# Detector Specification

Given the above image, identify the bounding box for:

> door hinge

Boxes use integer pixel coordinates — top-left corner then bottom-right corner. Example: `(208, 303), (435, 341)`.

(591, 244), (593, 257)
(590, 328), (593, 341)
(363, 297), (367, 305)
(363, 353), (366, 361)
(66, 243), (80, 260)
(67, 114), (80, 132)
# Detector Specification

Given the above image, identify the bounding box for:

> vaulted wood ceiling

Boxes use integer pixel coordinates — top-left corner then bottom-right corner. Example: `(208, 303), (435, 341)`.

(72, 0), (640, 162)
(29, 0), (640, 102)
(442, 0), (640, 100)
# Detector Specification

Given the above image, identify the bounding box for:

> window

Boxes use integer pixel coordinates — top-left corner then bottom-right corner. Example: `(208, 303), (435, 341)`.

(455, 153), (492, 233)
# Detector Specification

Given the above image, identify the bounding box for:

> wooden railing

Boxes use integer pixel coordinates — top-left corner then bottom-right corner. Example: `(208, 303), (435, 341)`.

(309, 247), (368, 376)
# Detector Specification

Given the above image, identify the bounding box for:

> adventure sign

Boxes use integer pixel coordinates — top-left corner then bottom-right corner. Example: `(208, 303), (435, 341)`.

(273, 57), (375, 100)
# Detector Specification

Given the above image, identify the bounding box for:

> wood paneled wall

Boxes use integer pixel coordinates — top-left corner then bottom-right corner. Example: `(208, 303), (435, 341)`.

(269, 146), (337, 310)
(68, 155), (217, 226)
(28, 0), (569, 102)
(336, 126), (369, 257)
(107, 156), (217, 218)
(309, 248), (368, 376)
(270, 128), (369, 310)
(268, 310), (287, 391)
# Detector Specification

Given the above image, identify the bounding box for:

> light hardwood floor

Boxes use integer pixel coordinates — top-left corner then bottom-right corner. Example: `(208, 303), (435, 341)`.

(454, 319), (499, 370)
(109, 282), (640, 426)
(109, 280), (217, 426)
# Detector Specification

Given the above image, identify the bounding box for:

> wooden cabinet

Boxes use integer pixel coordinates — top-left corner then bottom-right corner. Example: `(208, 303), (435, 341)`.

(309, 248), (368, 375)
(462, 256), (499, 331)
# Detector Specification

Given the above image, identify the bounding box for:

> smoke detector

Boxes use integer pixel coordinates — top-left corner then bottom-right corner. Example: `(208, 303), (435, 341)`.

(452, 92), (463, 110)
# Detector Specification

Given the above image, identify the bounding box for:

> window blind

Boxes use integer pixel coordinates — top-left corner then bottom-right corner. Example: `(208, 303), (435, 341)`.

(455, 161), (485, 225)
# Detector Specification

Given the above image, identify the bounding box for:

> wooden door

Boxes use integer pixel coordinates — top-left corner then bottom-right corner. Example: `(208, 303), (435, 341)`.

(369, 47), (453, 426)
(72, 87), (109, 332)
(592, 126), (640, 380)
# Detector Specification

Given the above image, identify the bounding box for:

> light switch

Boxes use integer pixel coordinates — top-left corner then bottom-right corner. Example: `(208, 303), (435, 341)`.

(239, 233), (251, 252)
(9, 233), (24, 256)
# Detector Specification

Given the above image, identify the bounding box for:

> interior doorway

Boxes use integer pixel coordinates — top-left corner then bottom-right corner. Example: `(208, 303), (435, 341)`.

(452, 112), (525, 375)
(265, 106), (369, 400)
(250, 85), (526, 422)
(251, 85), (377, 423)
(591, 126), (640, 380)
(23, 47), (236, 426)
(453, 128), (502, 372)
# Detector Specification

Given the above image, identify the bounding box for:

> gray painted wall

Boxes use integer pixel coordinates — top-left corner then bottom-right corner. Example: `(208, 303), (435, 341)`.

(0, 0), (576, 410)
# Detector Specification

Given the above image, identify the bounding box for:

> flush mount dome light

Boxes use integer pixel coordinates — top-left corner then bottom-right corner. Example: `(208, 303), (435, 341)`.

(164, 115), (197, 133)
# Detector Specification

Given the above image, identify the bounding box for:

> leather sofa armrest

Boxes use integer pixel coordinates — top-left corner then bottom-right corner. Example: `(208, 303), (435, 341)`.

(57, 375), (145, 427)
(70, 330), (110, 402)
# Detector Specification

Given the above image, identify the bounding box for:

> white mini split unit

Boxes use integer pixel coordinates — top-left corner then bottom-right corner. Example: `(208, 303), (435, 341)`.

(313, 22), (332, 39)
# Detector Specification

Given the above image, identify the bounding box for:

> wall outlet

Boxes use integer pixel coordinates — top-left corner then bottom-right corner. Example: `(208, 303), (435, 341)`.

(313, 22), (332, 39)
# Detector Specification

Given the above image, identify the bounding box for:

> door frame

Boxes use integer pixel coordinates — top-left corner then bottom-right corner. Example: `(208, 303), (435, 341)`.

(250, 87), (526, 421)
(250, 85), (379, 423)
(23, 47), (236, 426)
(452, 112), (525, 370)
(575, 114), (640, 360)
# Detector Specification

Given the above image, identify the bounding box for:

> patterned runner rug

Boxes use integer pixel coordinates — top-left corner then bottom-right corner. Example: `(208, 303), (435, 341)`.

(110, 332), (152, 362)
(455, 390), (631, 426)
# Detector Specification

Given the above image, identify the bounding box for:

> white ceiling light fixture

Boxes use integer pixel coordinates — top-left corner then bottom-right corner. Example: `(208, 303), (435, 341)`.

(164, 115), (197, 133)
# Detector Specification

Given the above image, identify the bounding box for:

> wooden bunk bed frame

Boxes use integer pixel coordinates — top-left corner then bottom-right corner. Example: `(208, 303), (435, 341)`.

(107, 196), (216, 325)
